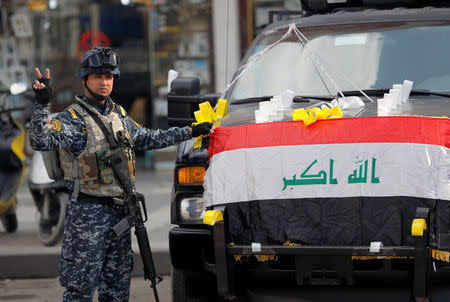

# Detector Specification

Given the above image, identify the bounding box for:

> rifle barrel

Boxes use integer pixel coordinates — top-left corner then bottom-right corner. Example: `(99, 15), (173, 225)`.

(152, 284), (160, 302)
(135, 223), (160, 280)
(106, 147), (161, 300)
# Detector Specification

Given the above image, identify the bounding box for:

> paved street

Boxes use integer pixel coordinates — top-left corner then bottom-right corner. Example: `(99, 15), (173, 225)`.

(0, 276), (172, 302)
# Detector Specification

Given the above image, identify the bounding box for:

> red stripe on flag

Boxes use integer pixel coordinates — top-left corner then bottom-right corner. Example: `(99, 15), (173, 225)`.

(209, 116), (449, 157)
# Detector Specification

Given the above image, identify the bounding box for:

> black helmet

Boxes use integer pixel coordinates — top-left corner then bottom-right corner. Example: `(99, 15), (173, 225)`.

(76, 47), (120, 79)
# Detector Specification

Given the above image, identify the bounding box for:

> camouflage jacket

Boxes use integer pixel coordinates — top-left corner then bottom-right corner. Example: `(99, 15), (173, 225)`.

(28, 96), (192, 155)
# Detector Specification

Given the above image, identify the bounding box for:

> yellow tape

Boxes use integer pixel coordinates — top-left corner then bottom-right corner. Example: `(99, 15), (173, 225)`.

(216, 98), (228, 117)
(194, 110), (211, 123)
(324, 106), (343, 119)
(203, 210), (223, 225)
(292, 108), (308, 122)
(192, 99), (229, 149)
(411, 218), (427, 236)
(199, 101), (217, 122)
(292, 106), (343, 126)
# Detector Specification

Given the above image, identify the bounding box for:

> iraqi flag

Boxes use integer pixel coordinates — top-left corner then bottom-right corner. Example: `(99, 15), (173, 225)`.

(204, 116), (450, 248)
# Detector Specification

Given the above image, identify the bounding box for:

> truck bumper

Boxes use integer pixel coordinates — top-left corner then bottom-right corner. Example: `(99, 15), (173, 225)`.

(244, 284), (450, 302)
(208, 208), (445, 302)
(169, 226), (213, 270)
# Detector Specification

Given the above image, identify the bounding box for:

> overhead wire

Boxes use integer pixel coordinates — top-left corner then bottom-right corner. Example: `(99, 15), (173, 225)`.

(291, 26), (333, 97)
(223, 26), (295, 97)
(290, 24), (344, 98)
(293, 25), (374, 102)
(223, 21), (374, 103)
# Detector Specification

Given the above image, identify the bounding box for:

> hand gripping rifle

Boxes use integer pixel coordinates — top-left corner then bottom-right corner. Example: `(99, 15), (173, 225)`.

(106, 140), (163, 302)
(77, 102), (162, 301)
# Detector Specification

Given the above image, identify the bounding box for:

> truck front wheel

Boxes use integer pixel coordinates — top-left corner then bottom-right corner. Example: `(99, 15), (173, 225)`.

(171, 267), (220, 302)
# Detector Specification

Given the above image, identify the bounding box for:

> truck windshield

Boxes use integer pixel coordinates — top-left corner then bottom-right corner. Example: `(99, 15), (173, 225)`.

(229, 21), (450, 101)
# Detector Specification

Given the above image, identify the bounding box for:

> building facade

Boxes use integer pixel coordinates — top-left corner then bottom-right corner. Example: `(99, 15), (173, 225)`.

(0, 0), (298, 128)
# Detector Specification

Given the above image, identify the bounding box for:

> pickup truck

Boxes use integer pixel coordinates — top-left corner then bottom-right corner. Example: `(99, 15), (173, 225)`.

(167, 1), (450, 301)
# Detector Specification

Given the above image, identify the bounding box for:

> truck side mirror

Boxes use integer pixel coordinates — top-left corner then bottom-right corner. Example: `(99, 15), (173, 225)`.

(171, 77), (200, 96)
(167, 77), (218, 127)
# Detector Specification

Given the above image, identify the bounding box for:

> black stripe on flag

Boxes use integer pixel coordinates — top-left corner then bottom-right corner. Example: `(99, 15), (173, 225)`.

(224, 196), (450, 252)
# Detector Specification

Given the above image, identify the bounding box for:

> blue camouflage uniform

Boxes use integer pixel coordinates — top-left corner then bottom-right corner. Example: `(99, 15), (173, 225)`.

(28, 96), (192, 301)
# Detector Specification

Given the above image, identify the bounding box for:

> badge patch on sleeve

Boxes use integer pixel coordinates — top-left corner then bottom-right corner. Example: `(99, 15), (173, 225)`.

(49, 119), (62, 131)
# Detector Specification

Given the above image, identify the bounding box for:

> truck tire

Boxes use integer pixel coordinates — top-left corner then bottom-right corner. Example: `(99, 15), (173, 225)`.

(171, 267), (220, 302)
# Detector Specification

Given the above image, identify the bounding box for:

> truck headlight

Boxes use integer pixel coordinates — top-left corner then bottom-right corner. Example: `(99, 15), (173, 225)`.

(180, 197), (205, 221)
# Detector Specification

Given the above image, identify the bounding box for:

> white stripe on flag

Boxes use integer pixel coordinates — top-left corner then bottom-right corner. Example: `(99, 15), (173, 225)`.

(204, 143), (449, 207)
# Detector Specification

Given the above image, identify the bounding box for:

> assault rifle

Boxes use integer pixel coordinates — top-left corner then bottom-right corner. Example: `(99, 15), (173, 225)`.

(77, 101), (162, 301)
(107, 142), (162, 302)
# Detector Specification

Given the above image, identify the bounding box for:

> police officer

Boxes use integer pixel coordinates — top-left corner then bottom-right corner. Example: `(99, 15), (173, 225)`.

(28, 47), (213, 302)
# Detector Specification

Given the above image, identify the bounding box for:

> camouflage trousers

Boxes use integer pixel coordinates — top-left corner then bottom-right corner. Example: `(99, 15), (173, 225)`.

(59, 199), (133, 302)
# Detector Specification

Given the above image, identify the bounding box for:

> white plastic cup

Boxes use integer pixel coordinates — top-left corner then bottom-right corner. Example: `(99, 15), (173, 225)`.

(259, 101), (271, 111)
(268, 114), (279, 122)
(393, 84), (404, 104)
(389, 88), (401, 107)
(263, 107), (275, 121)
(377, 98), (389, 116)
(276, 109), (286, 121)
(270, 96), (282, 109)
(402, 80), (413, 103)
(255, 110), (265, 123)
(383, 93), (394, 110)
(280, 89), (295, 109)
(259, 101), (274, 122)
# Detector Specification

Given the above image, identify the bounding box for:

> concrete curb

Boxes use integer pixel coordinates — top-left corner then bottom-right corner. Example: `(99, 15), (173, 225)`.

(0, 251), (171, 279)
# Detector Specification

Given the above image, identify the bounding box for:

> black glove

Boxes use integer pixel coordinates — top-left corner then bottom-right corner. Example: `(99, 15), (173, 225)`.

(191, 122), (213, 137)
(33, 77), (52, 105)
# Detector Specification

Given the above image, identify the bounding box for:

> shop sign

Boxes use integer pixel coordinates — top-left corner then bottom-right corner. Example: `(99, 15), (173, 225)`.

(28, 0), (48, 11)
(133, 0), (152, 5)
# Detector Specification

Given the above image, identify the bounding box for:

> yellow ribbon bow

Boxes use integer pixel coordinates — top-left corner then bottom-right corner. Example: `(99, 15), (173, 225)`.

(291, 106), (343, 126)
(192, 98), (228, 148)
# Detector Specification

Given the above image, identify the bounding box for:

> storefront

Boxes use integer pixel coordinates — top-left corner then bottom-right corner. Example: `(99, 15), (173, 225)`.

(0, 0), (300, 128)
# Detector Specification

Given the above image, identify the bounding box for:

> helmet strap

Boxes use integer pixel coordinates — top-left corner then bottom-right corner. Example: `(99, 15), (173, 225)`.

(84, 82), (107, 101)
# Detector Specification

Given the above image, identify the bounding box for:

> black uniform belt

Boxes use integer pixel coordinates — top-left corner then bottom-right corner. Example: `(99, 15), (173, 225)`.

(77, 192), (125, 207)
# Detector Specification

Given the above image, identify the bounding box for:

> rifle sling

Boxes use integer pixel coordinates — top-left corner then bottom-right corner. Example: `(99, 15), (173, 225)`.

(78, 101), (118, 149)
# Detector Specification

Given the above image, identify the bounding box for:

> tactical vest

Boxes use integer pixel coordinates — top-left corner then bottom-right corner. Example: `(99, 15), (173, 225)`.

(59, 97), (135, 197)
